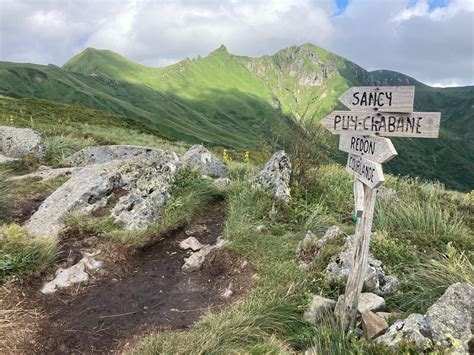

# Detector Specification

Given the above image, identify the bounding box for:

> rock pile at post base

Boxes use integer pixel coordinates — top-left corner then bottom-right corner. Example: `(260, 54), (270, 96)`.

(0, 125), (48, 160)
(324, 233), (399, 295)
(297, 226), (399, 295)
(252, 150), (291, 201)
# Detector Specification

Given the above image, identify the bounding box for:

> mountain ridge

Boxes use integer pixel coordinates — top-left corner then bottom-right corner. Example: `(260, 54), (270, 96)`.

(1, 43), (473, 190)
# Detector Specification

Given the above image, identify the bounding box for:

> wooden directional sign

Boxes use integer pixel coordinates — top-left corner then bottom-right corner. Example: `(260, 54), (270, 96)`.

(339, 134), (397, 164)
(346, 154), (384, 189)
(338, 86), (415, 113)
(321, 111), (441, 138)
(330, 85), (442, 330)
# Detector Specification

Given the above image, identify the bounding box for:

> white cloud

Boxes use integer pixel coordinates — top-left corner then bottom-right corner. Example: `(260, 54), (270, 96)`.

(0, 0), (472, 86)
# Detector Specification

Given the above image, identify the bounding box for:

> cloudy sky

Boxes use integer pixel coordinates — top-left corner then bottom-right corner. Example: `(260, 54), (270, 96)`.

(0, 0), (473, 86)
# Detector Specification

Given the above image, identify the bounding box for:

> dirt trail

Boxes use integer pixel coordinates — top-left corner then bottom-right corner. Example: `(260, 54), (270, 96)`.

(1, 202), (255, 354)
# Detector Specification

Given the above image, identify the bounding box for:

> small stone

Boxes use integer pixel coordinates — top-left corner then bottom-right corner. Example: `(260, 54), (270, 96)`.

(255, 225), (266, 232)
(221, 282), (233, 299)
(185, 224), (208, 236)
(358, 293), (385, 313)
(214, 177), (231, 188)
(179, 237), (206, 251)
(182, 246), (213, 273)
(362, 310), (388, 339)
(40, 250), (103, 294)
(303, 295), (337, 324)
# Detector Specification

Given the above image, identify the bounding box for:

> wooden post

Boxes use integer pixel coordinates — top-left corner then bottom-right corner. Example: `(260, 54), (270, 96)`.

(337, 182), (377, 329)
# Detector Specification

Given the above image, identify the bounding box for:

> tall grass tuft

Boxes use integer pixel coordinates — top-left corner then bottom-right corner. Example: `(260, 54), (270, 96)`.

(375, 192), (472, 253)
(0, 167), (12, 224)
(386, 245), (474, 313)
(0, 224), (57, 280)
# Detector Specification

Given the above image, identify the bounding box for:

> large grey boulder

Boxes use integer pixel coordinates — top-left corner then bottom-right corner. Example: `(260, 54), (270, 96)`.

(25, 161), (124, 238)
(180, 144), (229, 178)
(325, 234), (399, 295)
(111, 160), (176, 230)
(252, 150), (291, 201)
(61, 145), (179, 167)
(376, 313), (432, 351)
(425, 282), (474, 353)
(25, 155), (178, 237)
(0, 126), (48, 159)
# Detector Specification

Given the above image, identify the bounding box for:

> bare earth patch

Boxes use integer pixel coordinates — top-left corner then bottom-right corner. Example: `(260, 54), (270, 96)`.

(1, 203), (255, 354)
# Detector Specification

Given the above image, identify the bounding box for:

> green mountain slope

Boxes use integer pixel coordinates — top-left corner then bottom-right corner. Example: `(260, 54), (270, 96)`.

(1, 44), (473, 190)
(1, 55), (290, 148)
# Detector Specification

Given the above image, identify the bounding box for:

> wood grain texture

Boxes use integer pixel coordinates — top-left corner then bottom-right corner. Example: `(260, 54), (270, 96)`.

(346, 154), (385, 189)
(337, 184), (377, 329)
(338, 86), (414, 113)
(339, 134), (397, 164)
(321, 111), (441, 138)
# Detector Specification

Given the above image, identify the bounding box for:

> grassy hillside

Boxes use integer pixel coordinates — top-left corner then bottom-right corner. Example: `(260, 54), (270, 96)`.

(0, 59), (291, 149)
(1, 44), (473, 190)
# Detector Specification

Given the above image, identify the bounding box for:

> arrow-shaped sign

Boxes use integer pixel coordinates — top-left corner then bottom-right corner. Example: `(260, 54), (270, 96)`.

(321, 111), (440, 138)
(339, 86), (415, 113)
(346, 154), (384, 189)
(339, 134), (397, 164)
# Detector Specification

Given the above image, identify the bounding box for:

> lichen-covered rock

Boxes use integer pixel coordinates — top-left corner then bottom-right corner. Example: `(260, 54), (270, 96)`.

(303, 295), (337, 324)
(324, 234), (399, 295)
(0, 126), (48, 159)
(25, 161), (124, 238)
(111, 160), (176, 230)
(25, 155), (178, 237)
(252, 150), (291, 201)
(425, 282), (474, 353)
(297, 226), (344, 269)
(376, 314), (432, 351)
(181, 144), (229, 178)
(61, 145), (179, 167)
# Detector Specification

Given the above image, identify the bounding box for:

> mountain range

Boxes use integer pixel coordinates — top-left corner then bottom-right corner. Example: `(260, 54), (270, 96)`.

(0, 44), (472, 190)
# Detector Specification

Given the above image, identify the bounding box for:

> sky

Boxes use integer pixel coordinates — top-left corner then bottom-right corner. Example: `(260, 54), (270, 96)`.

(0, 0), (473, 87)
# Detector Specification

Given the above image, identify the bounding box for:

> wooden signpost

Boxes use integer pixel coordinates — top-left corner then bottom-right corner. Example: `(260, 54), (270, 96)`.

(322, 86), (441, 329)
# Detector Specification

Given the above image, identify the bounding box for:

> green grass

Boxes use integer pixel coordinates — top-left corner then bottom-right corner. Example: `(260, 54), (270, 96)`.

(0, 224), (57, 280)
(0, 167), (12, 224)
